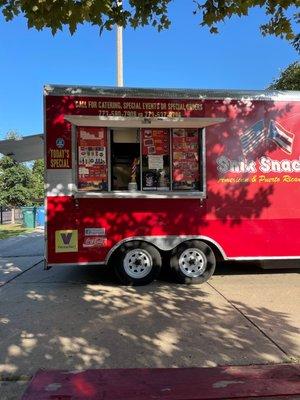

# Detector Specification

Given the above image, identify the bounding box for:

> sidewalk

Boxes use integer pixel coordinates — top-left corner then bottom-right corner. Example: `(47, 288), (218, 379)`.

(0, 230), (44, 286)
(1, 237), (299, 400)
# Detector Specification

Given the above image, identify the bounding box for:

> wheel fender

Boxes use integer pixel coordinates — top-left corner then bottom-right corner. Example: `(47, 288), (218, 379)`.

(106, 236), (226, 264)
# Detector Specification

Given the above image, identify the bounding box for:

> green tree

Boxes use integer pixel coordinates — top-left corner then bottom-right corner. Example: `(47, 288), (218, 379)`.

(31, 159), (44, 203)
(0, 1), (299, 50)
(269, 62), (300, 90)
(0, 156), (34, 222)
(1, 130), (21, 140)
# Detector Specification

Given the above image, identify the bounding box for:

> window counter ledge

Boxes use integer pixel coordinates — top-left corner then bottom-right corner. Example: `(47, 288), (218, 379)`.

(74, 191), (206, 199)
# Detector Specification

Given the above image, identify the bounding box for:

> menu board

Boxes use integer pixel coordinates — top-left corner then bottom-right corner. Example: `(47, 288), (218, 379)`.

(142, 129), (169, 156)
(77, 127), (108, 191)
(141, 129), (170, 191)
(172, 129), (200, 190)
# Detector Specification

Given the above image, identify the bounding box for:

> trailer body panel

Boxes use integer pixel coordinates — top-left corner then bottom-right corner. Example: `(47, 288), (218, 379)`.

(45, 86), (300, 267)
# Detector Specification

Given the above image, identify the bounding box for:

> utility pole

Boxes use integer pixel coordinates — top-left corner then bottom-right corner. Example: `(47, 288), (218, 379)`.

(116, 0), (124, 87)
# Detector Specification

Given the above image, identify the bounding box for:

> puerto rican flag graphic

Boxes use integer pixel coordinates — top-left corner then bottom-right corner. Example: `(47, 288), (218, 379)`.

(268, 120), (295, 155)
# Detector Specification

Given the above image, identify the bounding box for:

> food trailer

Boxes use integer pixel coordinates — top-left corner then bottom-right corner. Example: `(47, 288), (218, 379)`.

(45, 85), (300, 285)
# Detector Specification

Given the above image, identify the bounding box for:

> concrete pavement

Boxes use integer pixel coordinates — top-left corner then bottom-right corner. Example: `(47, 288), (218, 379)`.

(0, 231), (44, 258)
(0, 232), (44, 399)
(0, 231), (44, 286)
(0, 233), (299, 399)
(210, 266), (300, 361)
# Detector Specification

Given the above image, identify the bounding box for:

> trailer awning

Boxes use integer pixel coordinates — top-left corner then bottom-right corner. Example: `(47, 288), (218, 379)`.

(0, 134), (44, 162)
(65, 115), (225, 128)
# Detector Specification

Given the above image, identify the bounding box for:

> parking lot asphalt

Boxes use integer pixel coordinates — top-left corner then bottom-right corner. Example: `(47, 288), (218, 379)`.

(0, 233), (299, 399)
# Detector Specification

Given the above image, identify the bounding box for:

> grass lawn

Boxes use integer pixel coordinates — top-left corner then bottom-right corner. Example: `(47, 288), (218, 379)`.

(0, 223), (35, 240)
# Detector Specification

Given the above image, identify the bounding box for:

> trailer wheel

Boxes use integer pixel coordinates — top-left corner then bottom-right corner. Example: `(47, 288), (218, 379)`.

(170, 240), (216, 284)
(111, 241), (162, 286)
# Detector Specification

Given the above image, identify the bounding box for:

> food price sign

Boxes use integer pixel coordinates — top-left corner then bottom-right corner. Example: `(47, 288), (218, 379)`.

(77, 127), (108, 191)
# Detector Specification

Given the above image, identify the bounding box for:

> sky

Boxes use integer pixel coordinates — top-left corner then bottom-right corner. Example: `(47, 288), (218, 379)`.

(0, 1), (298, 138)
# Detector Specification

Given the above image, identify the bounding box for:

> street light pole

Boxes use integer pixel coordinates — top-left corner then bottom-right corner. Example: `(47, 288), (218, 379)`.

(116, 0), (124, 87)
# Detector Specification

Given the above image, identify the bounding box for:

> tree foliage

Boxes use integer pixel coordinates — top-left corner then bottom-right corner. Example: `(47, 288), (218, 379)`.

(0, 157), (44, 207)
(31, 159), (45, 202)
(4, 130), (21, 140)
(0, 1), (299, 50)
(269, 61), (300, 90)
(0, 131), (44, 207)
(0, 156), (34, 208)
(196, 1), (300, 52)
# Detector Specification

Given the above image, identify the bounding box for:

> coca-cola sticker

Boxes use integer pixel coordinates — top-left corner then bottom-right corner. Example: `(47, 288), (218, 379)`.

(83, 237), (107, 248)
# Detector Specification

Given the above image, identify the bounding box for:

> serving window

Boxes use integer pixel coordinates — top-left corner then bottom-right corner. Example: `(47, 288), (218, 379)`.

(111, 129), (140, 191)
(77, 126), (204, 194)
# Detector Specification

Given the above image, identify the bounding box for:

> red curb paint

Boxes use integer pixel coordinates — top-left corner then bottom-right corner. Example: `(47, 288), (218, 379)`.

(22, 364), (300, 400)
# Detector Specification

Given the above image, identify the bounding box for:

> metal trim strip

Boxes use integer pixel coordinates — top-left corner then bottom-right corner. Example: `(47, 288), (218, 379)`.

(72, 191), (206, 199)
(47, 261), (106, 267)
(44, 85), (300, 101)
(43, 92), (48, 269)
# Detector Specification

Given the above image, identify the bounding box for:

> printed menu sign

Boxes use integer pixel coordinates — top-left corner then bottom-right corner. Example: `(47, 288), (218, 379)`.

(172, 129), (200, 190)
(142, 129), (169, 156)
(148, 155), (164, 170)
(77, 127), (108, 191)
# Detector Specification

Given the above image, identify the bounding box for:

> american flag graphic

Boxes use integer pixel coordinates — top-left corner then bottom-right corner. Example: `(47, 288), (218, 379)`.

(240, 120), (266, 156)
(268, 120), (294, 155)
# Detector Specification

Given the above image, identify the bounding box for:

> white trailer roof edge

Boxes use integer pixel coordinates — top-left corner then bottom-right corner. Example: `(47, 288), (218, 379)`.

(44, 84), (300, 102)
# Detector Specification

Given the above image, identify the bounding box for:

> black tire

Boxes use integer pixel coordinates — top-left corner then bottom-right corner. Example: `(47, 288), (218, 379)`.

(110, 241), (162, 286)
(170, 240), (216, 284)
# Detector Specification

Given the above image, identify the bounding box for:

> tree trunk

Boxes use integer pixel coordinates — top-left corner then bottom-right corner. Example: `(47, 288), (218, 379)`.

(11, 207), (15, 224)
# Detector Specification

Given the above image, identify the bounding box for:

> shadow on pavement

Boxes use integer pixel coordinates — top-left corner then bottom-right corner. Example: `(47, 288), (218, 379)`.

(0, 262), (298, 380)
(215, 260), (300, 276)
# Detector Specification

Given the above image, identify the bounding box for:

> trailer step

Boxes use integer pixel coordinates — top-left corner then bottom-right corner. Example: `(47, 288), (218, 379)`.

(21, 363), (300, 400)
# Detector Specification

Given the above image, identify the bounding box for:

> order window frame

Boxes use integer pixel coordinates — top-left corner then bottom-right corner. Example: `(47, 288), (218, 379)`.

(75, 126), (206, 197)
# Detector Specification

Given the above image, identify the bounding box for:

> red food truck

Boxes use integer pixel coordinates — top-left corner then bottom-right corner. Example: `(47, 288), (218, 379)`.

(45, 85), (300, 285)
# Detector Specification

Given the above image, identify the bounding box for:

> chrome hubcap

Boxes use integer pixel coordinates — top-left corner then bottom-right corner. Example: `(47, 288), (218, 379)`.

(179, 248), (206, 277)
(123, 249), (153, 279)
